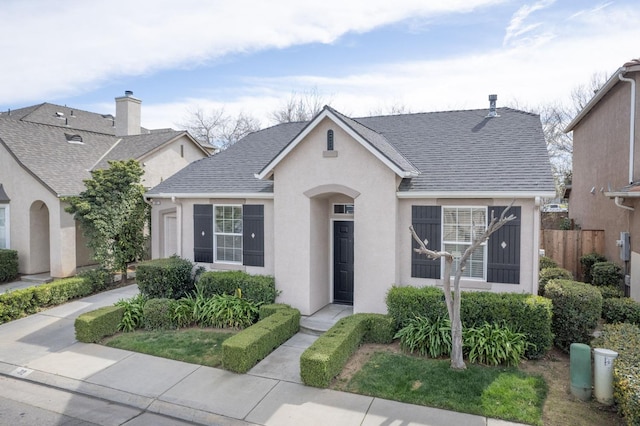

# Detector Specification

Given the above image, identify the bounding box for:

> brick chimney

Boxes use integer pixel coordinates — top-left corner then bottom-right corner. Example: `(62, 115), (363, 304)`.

(115, 91), (141, 136)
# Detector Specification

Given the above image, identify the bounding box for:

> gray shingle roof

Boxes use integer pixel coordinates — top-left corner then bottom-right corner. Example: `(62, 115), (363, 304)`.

(0, 103), (199, 196)
(148, 106), (555, 196)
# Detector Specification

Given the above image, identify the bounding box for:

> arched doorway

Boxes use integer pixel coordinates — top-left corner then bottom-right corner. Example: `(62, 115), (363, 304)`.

(29, 201), (50, 274)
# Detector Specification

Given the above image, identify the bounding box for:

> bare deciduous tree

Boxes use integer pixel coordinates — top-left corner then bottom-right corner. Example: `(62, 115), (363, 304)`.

(179, 107), (260, 150)
(409, 204), (516, 370)
(270, 87), (330, 124)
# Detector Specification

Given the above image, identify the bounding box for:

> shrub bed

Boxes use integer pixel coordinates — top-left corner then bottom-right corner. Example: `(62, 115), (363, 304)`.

(75, 305), (125, 343)
(386, 286), (552, 359)
(300, 313), (394, 388)
(222, 304), (300, 373)
(143, 298), (176, 330)
(136, 256), (197, 299)
(0, 249), (18, 282)
(0, 277), (92, 324)
(545, 279), (602, 352)
(539, 255), (558, 270)
(592, 323), (640, 425)
(591, 261), (624, 287)
(602, 297), (640, 326)
(580, 252), (607, 283)
(197, 271), (278, 305)
(538, 267), (573, 296)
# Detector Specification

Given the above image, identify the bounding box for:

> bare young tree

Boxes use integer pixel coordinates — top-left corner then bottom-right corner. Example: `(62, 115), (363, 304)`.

(270, 87), (330, 124)
(409, 204), (516, 370)
(179, 107), (260, 150)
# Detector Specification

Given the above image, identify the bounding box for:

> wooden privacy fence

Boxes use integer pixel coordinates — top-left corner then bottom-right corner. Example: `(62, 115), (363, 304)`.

(540, 230), (605, 280)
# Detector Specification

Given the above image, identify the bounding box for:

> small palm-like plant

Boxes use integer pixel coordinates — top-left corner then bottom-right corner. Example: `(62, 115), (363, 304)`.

(463, 322), (531, 367)
(115, 294), (147, 332)
(394, 316), (452, 358)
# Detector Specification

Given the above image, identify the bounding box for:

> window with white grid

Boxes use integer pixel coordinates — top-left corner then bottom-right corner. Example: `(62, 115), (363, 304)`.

(442, 207), (487, 279)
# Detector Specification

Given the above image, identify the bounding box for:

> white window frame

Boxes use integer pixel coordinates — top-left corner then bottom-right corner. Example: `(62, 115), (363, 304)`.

(0, 205), (9, 249)
(214, 205), (243, 264)
(333, 203), (354, 215)
(441, 206), (487, 281)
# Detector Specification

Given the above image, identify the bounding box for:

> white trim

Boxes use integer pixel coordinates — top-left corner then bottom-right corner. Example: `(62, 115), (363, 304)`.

(145, 192), (274, 200)
(0, 205), (9, 249)
(90, 138), (122, 171)
(397, 191), (556, 199)
(255, 108), (417, 180)
(214, 204), (243, 264)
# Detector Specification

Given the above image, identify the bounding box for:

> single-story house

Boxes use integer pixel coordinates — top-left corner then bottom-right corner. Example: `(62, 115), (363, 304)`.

(0, 92), (209, 277)
(146, 97), (555, 314)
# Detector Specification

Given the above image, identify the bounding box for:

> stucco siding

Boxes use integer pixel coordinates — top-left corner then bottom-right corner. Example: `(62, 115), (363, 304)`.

(141, 137), (205, 189)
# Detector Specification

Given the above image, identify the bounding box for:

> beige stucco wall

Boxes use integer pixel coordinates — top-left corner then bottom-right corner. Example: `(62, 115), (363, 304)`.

(272, 118), (399, 315)
(149, 197), (275, 276)
(397, 198), (539, 295)
(141, 137), (206, 189)
(570, 72), (640, 296)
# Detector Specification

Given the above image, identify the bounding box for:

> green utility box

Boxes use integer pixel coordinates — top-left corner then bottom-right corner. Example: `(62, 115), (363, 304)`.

(570, 343), (592, 401)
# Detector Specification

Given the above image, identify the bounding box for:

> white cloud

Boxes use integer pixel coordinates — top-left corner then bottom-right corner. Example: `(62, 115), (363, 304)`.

(503, 0), (556, 46)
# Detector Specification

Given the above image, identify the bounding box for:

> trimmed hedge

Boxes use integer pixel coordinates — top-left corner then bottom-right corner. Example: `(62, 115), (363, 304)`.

(580, 252), (607, 283)
(592, 323), (640, 425)
(0, 277), (92, 324)
(197, 271), (278, 305)
(591, 261), (624, 287)
(385, 286), (553, 359)
(300, 314), (395, 388)
(545, 279), (602, 352)
(136, 256), (197, 299)
(602, 297), (640, 326)
(222, 304), (300, 373)
(539, 255), (558, 271)
(75, 305), (125, 343)
(0, 249), (18, 282)
(143, 298), (176, 330)
(598, 285), (624, 300)
(538, 267), (573, 296)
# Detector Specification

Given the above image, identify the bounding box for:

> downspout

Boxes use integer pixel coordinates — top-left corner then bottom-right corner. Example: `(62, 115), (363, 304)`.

(171, 196), (183, 257)
(533, 196), (541, 294)
(615, 196), (635, 211)
(619, 73), (636, 184)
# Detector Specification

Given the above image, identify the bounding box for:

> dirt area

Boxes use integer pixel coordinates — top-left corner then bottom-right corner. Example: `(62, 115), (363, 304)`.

(331, 344), (625, 426)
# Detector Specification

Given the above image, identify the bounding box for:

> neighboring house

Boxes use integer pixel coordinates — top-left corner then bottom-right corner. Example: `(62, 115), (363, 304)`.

(0, 92), (209, 278)
(146, 98), (555, 315)
(566, 58), (640, 300)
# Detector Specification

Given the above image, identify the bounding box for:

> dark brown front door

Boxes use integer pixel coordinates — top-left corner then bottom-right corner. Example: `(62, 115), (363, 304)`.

(333, 221), (354, 305)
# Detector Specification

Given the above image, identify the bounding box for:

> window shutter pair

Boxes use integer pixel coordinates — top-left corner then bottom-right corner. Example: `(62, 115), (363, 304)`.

(411, 205), (521, 284)
(193, 204), (264, 267)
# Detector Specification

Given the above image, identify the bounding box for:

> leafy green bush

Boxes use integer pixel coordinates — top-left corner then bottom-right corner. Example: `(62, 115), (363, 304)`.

(259, 303), (294, 320)
(136, 256), (199, 299)
(143, 298), (176, 330)
(545, 279), (602, 351)
(539, 255), (558, 271)
(300, 313), (395, 388)
(579, 252), (607, 283)
(394, 316), (451, 358)
(463, 322), (529, 366)
(591, 261), (623, 287)
(602, 297), (640, 326)
(79, 268), (114, 292)
(222, 306), (300, 373)
(598, 285), (624, 300)
(538, 267), (573, 296)
(386, 286), (552, 359)
(592, 323), (640, 424)
(197, 271), (278, 305)
(0, 249), (18, 282)
(208, 293), (259, 328)
(75, 305), (125, 343)
(115, 294), (147, 332)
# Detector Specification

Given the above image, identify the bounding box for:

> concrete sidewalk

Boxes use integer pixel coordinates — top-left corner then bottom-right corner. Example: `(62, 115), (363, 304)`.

(0, 285), (527, 425)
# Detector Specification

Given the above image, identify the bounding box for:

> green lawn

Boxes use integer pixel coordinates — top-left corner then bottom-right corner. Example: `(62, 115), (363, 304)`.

(343, 352), (547, 426)
(103, 328), (235, 368)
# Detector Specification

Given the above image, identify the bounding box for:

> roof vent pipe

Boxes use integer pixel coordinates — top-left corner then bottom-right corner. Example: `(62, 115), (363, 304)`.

(487, 94), (499, 117)
(619, 73), (636, 185)
(125, 90), (133, 97)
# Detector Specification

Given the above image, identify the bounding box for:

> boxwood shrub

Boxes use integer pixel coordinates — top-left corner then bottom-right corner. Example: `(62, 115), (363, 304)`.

(538, 267), (573, 296)
(592, 323), (640, 424)
(591, 261), (624, 287)
(197, 271), (278, 305)
(545, 279), (602, 351)
(222, 304), (300, 373)
(539, 255), (558, 271)
(0, 249), (18, 282)
(579, 252), (607, 283)
(136, 256), (197, 299)
(385, 286), (552, 359)
(143, 298), (176, 330)
(602, 297), (640, 326)
(300, 313), (395, 388)
(75, 305), (125, 343)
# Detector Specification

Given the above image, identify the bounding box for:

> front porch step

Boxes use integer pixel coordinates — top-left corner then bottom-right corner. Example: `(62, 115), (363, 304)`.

(20, 274), (53, 284)
(299, 317), (333, 336)
(299, 304), (354, 336)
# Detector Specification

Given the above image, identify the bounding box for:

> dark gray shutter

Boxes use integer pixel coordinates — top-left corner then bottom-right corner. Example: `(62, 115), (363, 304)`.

(243, 205), (264, 267)
(487, 206), (521, 284)
(411, 206), (441, 278)
(193, 204), (213, 263)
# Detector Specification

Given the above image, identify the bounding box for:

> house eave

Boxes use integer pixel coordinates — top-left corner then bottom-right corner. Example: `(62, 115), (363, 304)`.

(396, 190), (556, 199)
(604, 191), (640, 198)
(144, 192), (274, 200)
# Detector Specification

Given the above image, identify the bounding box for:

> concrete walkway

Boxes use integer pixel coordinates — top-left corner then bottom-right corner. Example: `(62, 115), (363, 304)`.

(0, 285), (527, 426)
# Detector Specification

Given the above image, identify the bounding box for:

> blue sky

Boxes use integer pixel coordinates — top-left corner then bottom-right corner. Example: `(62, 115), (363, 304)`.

(1, 0), (638, 129)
